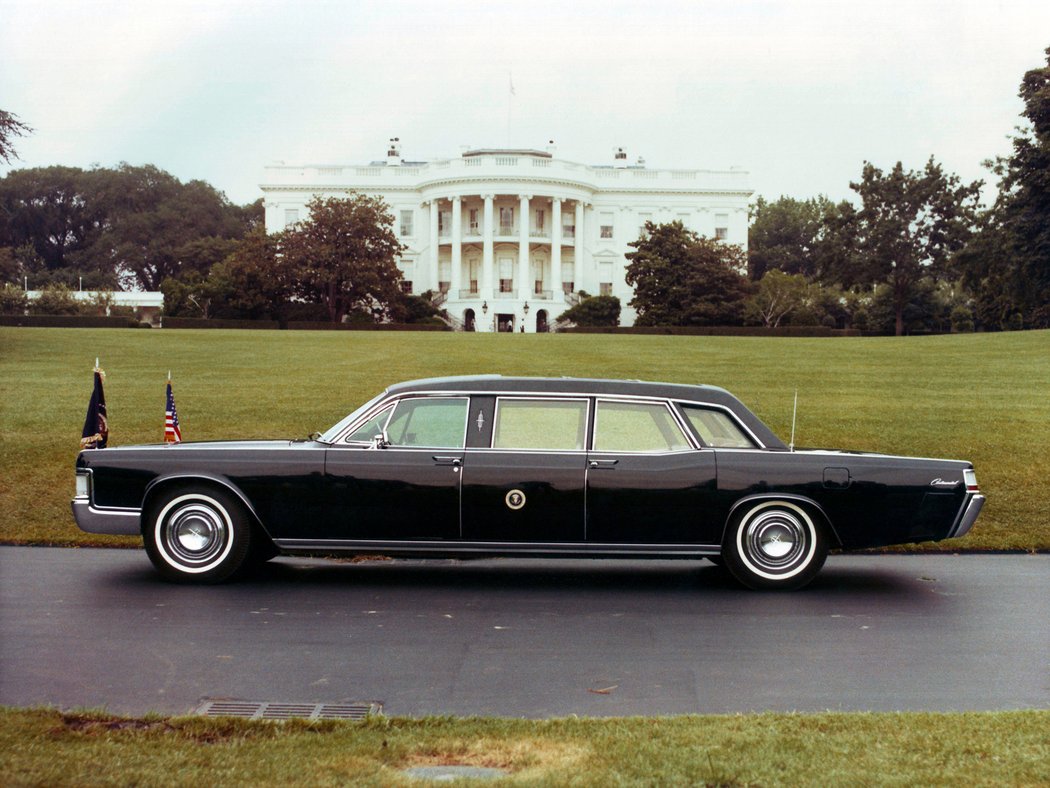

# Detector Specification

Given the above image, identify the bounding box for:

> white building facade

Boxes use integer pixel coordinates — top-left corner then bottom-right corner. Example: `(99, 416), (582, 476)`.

(261, 143), (752, 332)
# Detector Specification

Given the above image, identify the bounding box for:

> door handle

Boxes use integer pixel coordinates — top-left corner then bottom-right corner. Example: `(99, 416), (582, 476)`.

(588, 459), (619, 469)
(433, 456), (462, 467)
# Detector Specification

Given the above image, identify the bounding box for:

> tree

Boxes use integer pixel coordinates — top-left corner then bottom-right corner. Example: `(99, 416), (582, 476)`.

(625, 221), (752, 326)
(745, 270), (813, 327)
(747, 195), (837, 280)
(557, 294), (621, 326)
(844, 158), (981, 336)
(280, 194), (404, 323)
(0, 109), (32, 164)
(206, 229), (292, 320)
(960, 47), (1050, 328)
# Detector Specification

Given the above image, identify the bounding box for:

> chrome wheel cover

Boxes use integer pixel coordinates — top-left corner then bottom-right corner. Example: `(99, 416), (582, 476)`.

(154, 493), (235, 573)
(735, 501), (817, 581)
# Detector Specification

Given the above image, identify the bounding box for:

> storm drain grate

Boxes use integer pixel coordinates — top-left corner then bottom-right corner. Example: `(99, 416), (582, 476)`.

(195, 700), (381, 720)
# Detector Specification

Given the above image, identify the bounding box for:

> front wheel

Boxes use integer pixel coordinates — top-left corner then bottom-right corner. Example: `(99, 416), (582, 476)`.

(722, 500), (827, 590)
(144, 486), (252, 583)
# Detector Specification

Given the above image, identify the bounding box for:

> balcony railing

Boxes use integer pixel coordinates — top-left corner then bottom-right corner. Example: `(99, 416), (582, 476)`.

(458, 289), (480, 299)
(533, 290), (553, 300)
(562, 227), (575, 239)
(493, 291), (517, 299)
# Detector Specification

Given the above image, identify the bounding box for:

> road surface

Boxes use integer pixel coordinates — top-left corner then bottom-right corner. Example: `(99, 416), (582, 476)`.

(1, 547), (1046, 717)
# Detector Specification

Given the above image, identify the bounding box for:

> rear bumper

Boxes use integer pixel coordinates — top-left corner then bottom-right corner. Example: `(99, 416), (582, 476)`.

(71, 497), (141, 535)
(949, 494), (985, 539)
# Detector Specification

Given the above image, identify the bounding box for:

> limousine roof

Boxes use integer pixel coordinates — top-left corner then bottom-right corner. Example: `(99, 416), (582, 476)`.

(385, 376), (788, 449)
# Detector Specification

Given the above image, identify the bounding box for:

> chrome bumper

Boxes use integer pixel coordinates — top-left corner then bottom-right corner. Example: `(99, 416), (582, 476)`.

(949, 494), (985, 539)
(71, 498), (141, 535)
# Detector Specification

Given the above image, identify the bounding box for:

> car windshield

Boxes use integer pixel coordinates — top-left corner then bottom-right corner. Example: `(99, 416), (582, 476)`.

(318, 391), (388, 443)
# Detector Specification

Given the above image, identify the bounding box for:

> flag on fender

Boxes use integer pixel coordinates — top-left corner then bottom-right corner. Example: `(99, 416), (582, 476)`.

(165, 377), (182, 443)
(80, 363), (108, 450)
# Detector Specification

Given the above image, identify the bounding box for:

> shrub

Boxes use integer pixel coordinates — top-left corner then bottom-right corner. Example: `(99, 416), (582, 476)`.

(27, 285), (84, 316)
(951, 305), (975, 333)
(0, 284), (28, 315)
(557, 295), (621, 327)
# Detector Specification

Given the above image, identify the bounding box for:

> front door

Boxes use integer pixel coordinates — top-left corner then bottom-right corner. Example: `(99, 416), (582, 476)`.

(322, 396), (468, 541)
(461, 397), (588, 543)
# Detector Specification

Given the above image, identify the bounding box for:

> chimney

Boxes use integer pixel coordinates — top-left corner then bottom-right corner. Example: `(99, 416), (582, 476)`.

(386, 137), (402, 167)
(545, 139), (558, 156)
(613, 146), (628, 169)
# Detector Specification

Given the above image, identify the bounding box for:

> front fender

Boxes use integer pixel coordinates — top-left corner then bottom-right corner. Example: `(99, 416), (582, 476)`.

(141, 473), (271, 538)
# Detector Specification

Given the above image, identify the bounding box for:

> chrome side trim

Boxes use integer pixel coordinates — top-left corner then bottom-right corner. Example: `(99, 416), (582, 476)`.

(949, 494), (985, 539)
(272, 538), (722, 557)
(71, 498), (141, 535)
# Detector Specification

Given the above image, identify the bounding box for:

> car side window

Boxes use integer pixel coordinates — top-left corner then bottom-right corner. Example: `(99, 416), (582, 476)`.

(681, 405), (754, 448)
(345, 404), (394, 443)
(385, 397), (468, 448)
(492, 399), (588, 451)
(593, 400), (692, 453)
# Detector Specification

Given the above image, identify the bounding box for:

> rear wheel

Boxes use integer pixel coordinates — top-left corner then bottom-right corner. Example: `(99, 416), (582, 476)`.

(144, 486), (252, 583)
(722, 500), (827, 590)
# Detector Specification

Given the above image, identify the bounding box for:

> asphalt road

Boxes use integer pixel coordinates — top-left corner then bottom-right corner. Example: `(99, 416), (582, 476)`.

(1, 546), (1046, 718)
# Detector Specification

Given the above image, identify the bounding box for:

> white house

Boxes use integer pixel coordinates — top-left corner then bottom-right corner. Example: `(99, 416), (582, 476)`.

(261, 141), (752, 332)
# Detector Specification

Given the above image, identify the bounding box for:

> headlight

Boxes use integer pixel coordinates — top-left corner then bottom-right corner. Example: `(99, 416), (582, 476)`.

(75, 472), (91, 499)
(963, 469), (978, 492)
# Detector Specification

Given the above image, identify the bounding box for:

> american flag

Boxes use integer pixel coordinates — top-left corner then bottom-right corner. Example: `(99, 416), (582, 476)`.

(165, 379), (182, 443)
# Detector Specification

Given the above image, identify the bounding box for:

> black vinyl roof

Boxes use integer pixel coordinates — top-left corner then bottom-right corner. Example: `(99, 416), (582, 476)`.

(385, 376), (787, 449)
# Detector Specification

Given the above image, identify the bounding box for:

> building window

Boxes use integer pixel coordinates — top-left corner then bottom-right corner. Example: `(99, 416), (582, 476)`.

(562, 214), (574, 239)
(534, 209), (545, 233)
(469, 208), (479, 234)
(562, 281), (575, 294)
(599, 261), (613, 296)
(499, 258), (513, 292)
(468, 258), (480, 293)
(638, 212), (652, 235)
(400, 210), (414, 237)
(599, 212), (614, 240)
(600, 225), (614, 239)
(284, 209), (299, 228)
(499, 207), (514, 234)
(400, 280), (413, 294)
(715, 213), (729, 241)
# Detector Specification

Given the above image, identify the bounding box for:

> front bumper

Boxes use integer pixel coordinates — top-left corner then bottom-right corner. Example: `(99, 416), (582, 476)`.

(71, 497), (141, 535)
(949, 494), (986, 539)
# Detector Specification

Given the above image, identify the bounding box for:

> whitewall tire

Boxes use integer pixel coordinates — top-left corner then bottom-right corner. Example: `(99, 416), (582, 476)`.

(723, 500), (827, 590)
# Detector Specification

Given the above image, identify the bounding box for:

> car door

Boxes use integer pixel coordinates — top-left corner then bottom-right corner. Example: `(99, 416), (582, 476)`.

(321, 396), (468, 541)
(460, 396), (588, 543)
(586, 398), (719, 544)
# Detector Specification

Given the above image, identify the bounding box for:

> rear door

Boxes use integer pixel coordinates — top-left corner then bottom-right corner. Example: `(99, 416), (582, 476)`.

(586, 398), (718, 544)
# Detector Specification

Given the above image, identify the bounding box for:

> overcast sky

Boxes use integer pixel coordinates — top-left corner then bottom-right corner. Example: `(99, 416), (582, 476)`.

(2, 0), (1047, 206)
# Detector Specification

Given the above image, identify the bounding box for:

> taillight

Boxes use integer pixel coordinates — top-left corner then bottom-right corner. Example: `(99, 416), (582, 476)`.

(964, 469), (979, 492)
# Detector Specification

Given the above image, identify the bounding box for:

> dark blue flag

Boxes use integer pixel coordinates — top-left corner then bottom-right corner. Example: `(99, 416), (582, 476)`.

(80, 367), (108, 450)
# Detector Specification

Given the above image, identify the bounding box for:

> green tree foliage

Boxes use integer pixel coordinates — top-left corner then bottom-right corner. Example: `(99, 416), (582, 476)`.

(26, 284), (84, 315)
(0, 109), (32, 164)
(280, 194), (404, 323)
(205, 229), (290, 320)
(0, 283), (28, 314)
(959, 47), (1050, 328)
(557, 294), (621, 326)
(0, 164), (259, 290)
(625, 221), (751, 326)
(745, 269), (812, 327)
(838, 158), (981, 336)
(747, 195), (841, 280)
(387, 291), (444, 324)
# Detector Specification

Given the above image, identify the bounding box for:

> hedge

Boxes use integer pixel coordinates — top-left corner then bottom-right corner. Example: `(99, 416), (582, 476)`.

(0, 315), (144, 328)
(560, 325), (862, 337)
(285, 321), (449, 331)
(161, 317), (280, 330)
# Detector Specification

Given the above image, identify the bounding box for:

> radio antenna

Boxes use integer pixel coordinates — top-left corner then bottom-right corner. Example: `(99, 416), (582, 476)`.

(789, 389), (798, 452)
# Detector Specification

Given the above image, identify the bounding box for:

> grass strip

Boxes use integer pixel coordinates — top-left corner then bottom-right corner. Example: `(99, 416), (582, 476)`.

(1, 327), (1047, 549)
(1, 707), (1047, 786)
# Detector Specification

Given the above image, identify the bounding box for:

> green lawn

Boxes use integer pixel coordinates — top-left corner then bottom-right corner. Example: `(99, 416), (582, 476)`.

(2, 708), (1047, 786)
(1, 327), (1047, 549)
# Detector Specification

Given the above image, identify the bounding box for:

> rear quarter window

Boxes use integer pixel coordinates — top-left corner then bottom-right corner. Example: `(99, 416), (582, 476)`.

(681, 405), (754, 448)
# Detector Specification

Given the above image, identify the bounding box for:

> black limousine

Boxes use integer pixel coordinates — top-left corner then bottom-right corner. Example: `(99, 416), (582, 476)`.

(73, 375), (985, 589)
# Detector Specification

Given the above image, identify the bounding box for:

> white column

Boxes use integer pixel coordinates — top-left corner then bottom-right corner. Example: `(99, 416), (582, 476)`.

(428, 200), (439, 292)
(551, 196), (561, 297)
(574, 201), (584, 294)
(518, 194), (531, 303)
(451, 196), (462, 298)
(483, 194), (494, 300)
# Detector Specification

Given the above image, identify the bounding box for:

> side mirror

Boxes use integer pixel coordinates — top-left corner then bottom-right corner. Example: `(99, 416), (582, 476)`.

(370, 431), (390, 450)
